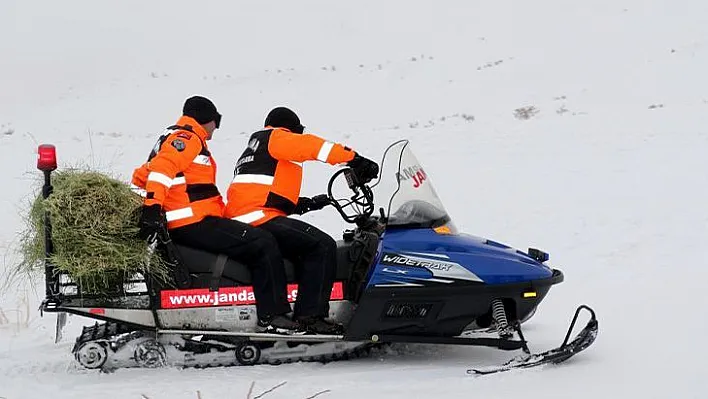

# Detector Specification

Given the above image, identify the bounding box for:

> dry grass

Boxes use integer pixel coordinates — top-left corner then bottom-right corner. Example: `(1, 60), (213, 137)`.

(0, 292), (31, 332)
(0, 307), (9, 324)
(9, 168), (169, 295)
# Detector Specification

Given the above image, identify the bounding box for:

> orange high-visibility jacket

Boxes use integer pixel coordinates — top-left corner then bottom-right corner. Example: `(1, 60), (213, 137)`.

(224, 127), (356, 225)
(131, 116), (224, 229)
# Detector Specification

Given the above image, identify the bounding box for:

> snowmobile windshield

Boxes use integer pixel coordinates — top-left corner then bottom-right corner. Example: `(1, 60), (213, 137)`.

(375, 140), (455, 230)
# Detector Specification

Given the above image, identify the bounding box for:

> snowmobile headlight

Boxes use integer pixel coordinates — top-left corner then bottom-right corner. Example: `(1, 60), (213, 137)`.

(523, 291), (538, 298)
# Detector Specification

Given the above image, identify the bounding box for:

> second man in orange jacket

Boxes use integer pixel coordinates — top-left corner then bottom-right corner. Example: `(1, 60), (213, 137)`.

(225, 107), (379, 334)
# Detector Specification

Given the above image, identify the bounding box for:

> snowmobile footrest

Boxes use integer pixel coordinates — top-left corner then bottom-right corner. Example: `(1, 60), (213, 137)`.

(157, 329), (346, 343)
(373, 334), (527, 351)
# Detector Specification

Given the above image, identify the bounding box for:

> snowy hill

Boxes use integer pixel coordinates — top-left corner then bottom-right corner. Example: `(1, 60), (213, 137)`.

(2, 0), (708, 397)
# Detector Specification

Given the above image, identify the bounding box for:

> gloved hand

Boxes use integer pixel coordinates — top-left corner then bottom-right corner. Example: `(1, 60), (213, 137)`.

(311, 194), (331, 210)
(293, 195), (331, 215)
(347, 153), (379, 183)
(138, 204), (165, 241)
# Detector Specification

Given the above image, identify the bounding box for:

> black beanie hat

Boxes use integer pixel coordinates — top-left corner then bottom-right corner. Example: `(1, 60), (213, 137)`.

(264, 107), (304, 133)
(183, 96), (222, 128)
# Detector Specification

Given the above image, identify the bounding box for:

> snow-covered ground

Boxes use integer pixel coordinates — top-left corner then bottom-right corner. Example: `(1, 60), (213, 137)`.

(2, 0), (708, 397)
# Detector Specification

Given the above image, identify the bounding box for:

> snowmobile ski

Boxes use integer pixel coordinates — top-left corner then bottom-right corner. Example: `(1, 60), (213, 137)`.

(468, 305), (598, 375)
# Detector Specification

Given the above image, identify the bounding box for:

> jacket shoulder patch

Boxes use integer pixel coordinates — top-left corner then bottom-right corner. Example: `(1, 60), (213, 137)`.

(171, 139), (186, 152)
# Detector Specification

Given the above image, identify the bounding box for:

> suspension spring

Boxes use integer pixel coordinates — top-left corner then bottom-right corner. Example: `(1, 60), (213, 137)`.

(491, 299), (513, 339)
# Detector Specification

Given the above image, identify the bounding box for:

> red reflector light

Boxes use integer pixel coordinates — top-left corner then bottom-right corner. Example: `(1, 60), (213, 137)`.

(37, 144), (57, 172)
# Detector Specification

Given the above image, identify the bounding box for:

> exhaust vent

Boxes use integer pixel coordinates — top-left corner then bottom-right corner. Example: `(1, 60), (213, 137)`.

(385, 302), (433, 319)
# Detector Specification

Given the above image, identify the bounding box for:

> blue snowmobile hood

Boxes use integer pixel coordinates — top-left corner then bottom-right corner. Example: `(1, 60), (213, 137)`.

(368, 228), (554, 287)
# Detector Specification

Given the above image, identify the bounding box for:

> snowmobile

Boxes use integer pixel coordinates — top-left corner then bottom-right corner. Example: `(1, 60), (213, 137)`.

(37, 140), (597, 374)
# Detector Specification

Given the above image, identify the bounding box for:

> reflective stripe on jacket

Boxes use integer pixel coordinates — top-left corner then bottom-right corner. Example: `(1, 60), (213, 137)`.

(132, 116), (224, 229)
(224, 127), (355, 225)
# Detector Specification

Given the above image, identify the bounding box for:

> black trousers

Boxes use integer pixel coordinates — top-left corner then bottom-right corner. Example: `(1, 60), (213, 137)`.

(169, 216), (291, 318)
(259, 216), (337, 318)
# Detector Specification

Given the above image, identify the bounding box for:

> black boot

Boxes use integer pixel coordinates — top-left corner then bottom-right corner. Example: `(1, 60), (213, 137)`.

(257, 314), (300, 334)
(296, 316), (345, 335)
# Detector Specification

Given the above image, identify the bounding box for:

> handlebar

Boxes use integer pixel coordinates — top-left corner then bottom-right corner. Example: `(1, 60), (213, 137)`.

(343, 168), (360, 190)
(327, 168), (375, 225)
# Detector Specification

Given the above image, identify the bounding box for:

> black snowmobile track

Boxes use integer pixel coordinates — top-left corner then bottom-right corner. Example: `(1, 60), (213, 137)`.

(73, 321), (381, 370)
(72, 321), (137, 352)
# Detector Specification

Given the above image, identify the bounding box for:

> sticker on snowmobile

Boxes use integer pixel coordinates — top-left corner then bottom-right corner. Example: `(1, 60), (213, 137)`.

(380, 253), (483, 282)
(214, 307), (239, 322)
(382, 253), (453, 271)
(160, 282), (344, 309)
(238, 308), (253, 321)
(396, 164), (427, 189)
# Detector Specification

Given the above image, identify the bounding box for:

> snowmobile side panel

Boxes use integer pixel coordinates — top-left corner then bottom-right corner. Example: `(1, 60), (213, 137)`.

(346, 270), (562, 341)
(156, 300), (356, 331)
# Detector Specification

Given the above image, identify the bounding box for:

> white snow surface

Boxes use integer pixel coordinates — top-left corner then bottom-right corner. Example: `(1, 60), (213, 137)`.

(1, 0), (708, 398)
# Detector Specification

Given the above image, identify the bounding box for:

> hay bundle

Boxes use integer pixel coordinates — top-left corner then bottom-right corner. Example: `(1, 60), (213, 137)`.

(17, 169), (170, 295)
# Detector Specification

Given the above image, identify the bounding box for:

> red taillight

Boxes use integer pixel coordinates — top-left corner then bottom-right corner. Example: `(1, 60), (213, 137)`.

(37, 144), (57, 172)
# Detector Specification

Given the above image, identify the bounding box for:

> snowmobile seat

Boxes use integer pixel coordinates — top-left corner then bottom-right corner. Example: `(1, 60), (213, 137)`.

(174, 240), (355, 289)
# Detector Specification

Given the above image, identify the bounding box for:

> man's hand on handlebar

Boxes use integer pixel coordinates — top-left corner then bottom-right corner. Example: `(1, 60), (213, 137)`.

(347, 153), (379, 183)
(310, 194), (331, 210)
(293, 194), (332, 215)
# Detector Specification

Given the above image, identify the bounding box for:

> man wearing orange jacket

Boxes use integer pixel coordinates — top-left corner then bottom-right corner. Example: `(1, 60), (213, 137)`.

(133, 96), (298, 333)
(225, 107), (379, 334)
